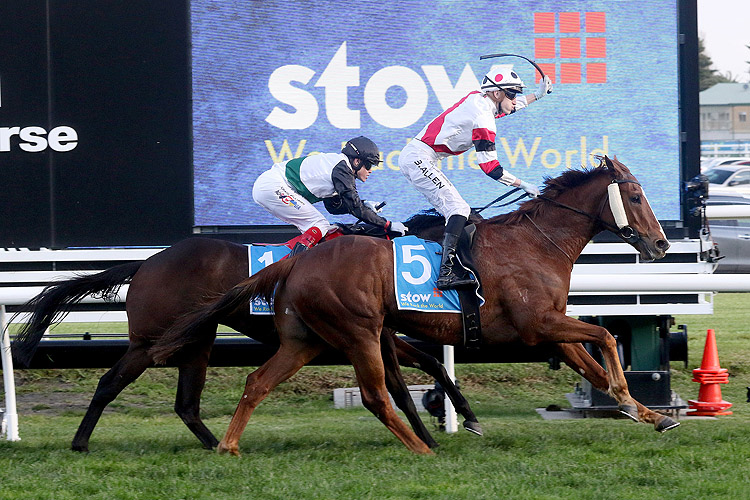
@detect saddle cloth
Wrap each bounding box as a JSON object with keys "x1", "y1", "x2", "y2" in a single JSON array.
[
  {"x1": 393, "y1": 235, "x2": 484, "y2": 313},
  {"x1": 247, "y1": 244, "x2": 290, "y2": 314},
  {"x1": 247, "y1": 236, "x2": 484, "y2": 315}
]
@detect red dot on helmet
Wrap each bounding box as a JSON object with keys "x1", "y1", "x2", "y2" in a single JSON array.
[{"x1": 495, "y1": 74, "x2": 503, "y2": 82}]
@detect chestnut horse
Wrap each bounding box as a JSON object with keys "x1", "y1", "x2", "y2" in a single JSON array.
[
  {"x1": 154, "y1": 156, "x2": 678, "y2": 455},
  {"x1": 11, "y1": 218, "x2": 482, "y2": 452}
]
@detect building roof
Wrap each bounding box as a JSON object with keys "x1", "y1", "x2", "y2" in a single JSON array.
[{"x1": 700, "y1": 83, "x2": 750, "y2": 106}]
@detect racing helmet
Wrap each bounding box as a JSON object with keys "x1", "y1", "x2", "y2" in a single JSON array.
[
  {"x1": 342, "y1": 136, "x2": 382, "y2": 170},
  {"x1": 480, "y1": 65, "x2": 525, "y2": 93}
]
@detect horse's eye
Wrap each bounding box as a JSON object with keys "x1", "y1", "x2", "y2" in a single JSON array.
[{"x1": 630, "y1": 195, "x2": 641, "y2": 204}]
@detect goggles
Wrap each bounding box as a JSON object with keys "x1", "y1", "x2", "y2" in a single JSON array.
[{"x1": 503, "y1": 88, "x2": 520, "y2": 100}]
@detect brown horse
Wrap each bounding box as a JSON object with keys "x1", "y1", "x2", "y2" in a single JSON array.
[
  {"x1": 154, "y1": 156, "x2": 677, "y2": 455},
  {"x1": 10, "y1": 217, "x2": 481, "y2": 452}
]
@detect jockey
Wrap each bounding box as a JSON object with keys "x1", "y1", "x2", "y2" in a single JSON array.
[
  {"x1": 398, "y1": 65, "x2": 552, "y2": 290},
  {"x1": 252, "y1": 136, "x2": 408, "y2": 256}
]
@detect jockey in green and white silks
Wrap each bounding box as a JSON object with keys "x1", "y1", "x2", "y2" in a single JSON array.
[{"x1": 252, "y1": 136, "x2": 408, "y2": 255}]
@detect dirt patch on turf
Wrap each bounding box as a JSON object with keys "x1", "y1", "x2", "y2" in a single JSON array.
[{"x1": 13, "y1": 390, "x2": 92, "y2": 415}]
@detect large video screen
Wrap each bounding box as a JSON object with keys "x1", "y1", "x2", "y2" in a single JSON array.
[{"x1": 191, "y1": 1, "x2": 681, "y2": 227}]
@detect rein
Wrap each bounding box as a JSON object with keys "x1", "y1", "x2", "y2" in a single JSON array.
[
  {"x1": 475, "y1": 187, "x2": 528, "y2": 213},
  {"x1": 523, "y1": 213, "x2": 575, "y2": 268}
]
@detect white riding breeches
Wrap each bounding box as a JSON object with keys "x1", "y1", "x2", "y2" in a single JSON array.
[
  {"x1": 398, "y1": 139, "x2": 471, "y2": 220},
  {"x1": 252, "y1": 165, "x2": 334, "y2": 234}
]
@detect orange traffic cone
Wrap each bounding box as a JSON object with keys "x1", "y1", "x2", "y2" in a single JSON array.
[{"x1": 687, "y1": 329, "x2": 732, "y2": 416}]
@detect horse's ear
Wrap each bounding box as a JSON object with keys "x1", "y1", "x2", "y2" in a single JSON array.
[
  {"x1": 603, "y1": 155, "x2": 614, "y2": 169},
  {"x1": 603, "y1": 155, "x2": 629, "y2": 177}
]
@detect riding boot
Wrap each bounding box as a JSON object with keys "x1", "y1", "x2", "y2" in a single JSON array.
[
  {"x1": 285, "y1": 227, "x2": 323, "y2": 257},
  {"x1": 436, "y1": 215, "x2": 477, "y2": 290}
]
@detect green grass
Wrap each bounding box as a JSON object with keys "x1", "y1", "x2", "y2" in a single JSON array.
[{"x1": 2, "y1": 294, "x2": 750, "y2": 500}]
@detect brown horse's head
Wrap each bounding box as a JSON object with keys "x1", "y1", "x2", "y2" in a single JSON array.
[{"x1": 600, "y1": 155, "x2": 670, "y2": 261}]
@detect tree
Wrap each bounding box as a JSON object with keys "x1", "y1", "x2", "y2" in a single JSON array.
[{"x1": 699, "y1": 37, "x2": 734, "y2": 91}]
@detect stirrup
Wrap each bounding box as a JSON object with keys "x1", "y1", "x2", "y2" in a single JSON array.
[
  {"x1": 436, "y1": 269, "x2": 477, "y2": 290},
  {"x1": 288, "y1": 242, "x2": 309, "y2": 257}
]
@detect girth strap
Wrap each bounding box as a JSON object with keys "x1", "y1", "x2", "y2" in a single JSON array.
[
  {"x1": 457, "y1": 287, "x2": 482, "y2": 349},
  {"x1": 456, "y1": 223, "x2": 483, "y2": 348}
]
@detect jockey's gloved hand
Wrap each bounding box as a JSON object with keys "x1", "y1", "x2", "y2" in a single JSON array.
[
  {"x1": 518, "y1": 180, "x2": 540, "y2": 198},
  {"x1": 534, "y1": 75, "x2": 553, "y2": 100},
  {"x1": 387, "y1": 221, "x2": 408, "y2": 236},
  {"x1": 364, "y1": 200, "x2": 385, "y2": 213}
]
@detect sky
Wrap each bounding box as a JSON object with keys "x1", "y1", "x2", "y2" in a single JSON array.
[{"x1": 698, "y1": 0, "x2": 750, "y2": 82}]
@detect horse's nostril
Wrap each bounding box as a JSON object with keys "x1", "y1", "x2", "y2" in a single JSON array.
[{"x1": 656, "y1": 239, "x2": 670, "y2": 251}]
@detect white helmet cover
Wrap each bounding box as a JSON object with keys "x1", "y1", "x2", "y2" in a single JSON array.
[{"x1": 480, "y1": 64, "x2": 526, "y2": 92}]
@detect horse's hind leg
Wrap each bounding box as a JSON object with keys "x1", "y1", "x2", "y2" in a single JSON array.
[
  {"x1": 71, "y1": 342, "x2": 153, "y2": 452},
  {"x1": 217, "y1": 333, "x2": 326, "y2": 456},
  {"x1": 380, "y1": 332, "x2": 439, "y2": 449},
  {"x1": 392, "y1": 334, "x2": 482, "y2": 436},
  {"x1": 345, "y1": 338, "x2": 433, "y2": 455},
  {"x1": 175, "y1": 340, "x2": 220, "y2": 450},
  {"x1": 555, "y1": 343, "x2": 679, "y2": 432},
  {"x1": 297, "y1": 297, "x2": 432, "y2": 453}
]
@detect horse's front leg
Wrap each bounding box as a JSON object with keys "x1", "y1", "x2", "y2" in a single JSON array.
[
  {"x1": 381, "y1": 332, "x2": 440, "y2": 448},
  {"x1": 391, "y1": 334, "x2": 482, "y2": 436},
  {"x1": 533, "y1": 313, "x2": 640, "y2": 421},
  {"x1": 555, "y1": 343, "x2": 679, "y2": 432}
]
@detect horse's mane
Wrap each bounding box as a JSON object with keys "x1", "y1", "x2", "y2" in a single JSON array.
[
  {"x1": 488, "y1": 158, "x2": 611, "y2": 225},
  {"x1": 404, "y1": 209, "x2": 485, "y2": 233}
]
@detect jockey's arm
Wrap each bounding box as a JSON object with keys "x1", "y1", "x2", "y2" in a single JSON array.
[
  {"x1": 472, "y1": 130, "x2": 518, "y2": 186},
  {"x1": 472, "y1": 131, "x2": 538, "y2": 196},
  {"x1": 518, "y1": 75, "x2": 553, "y2": 108},
  {"x1": 330, "y1": 162, "x2": 389, "y2": 228},
  {"x1": 323, "y1": 195, "x2": 348, "y2": 215}
]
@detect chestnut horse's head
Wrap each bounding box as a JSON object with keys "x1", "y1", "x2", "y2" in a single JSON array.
[{"x1": 600, "y1": 155, "x2": 670, "y2": 261}]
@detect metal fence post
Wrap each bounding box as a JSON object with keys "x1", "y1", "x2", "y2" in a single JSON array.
[
  {"x1": 1, "y1": 304, "x2": 20, "y2": 441},
  {"x1": 443, "y1": 345, "x2": 458, "y2": 433}
]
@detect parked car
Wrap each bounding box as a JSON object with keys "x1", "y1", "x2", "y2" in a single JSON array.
[
  {"x1": 706, "y1": 194, "x2": 750, "y2": 273},
  {"x1": 706, "y1": 164, "x2": 750, "y2": 197},
  {"x1": 701, "y1": 156, "x2": 750, "y2": 172}
]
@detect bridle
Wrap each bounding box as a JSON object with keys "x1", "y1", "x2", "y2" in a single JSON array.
[
  {"x1": 537, "y1": 178, "x2": 644, "y2": 245},
  {"x1": 477, "y1": 177, "x2": 645, "y2": 246}
]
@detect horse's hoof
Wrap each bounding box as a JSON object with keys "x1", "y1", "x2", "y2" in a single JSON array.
[
  {"x1": 71, "y1": 442, "x2": 89, "y2": 453},
  {"x1": 618, "y1": 404, "x2": 639, "y2": 422},
  {"x1": 217, "y1": 442, "x2": 240, "y2": 457},
  {"x1": 463, "y1": 420, "x2": 483, "y2": 436},
  {"x1": 655, "y1": 416, "x2": 680, "y2": 433}
]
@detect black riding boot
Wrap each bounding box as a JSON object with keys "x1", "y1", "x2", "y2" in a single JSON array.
[
  {"x1": 436, "y1": 215, "x2": 477, "y2": 290},
  {"x1": 287, "y1": 243, "x2": 305, "y2": 257}
]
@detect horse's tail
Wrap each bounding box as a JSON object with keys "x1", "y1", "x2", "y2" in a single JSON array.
[
  {"x1": 10, "y1": 261, "x2": 143, "y2": 367},
  {"x1": 150, "y1": 255, "x2": 298, "y2": 365}
]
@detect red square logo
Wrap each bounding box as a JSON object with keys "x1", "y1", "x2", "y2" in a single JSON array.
[
  {"x1": 586, "y1": 38, "x2": 606, "y2": 58},
  {"x1": 535, "y1": 38, "x2": 556, "y2": 58},
  {"x1": 561, "y1": 63, "x2": 581, "y2": 83},
  {"x1": 559, "y1": 12, "x2": 580, "y2": 33},
  {"x1": 586, "y1": 12, "x2": 606, "y2": 33},
  {"x1": 586, "y1": 63, "x2": 607, "y2": 83},
  {"x1": 560, "y1": 38, "x2": 581, "y2": 58},
  {"x1": 534, "y1": 12, "x2": 555, "y2": 33},
  {"x1": 536, "y1": 63, "x2": 556, "y2": 83}
]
